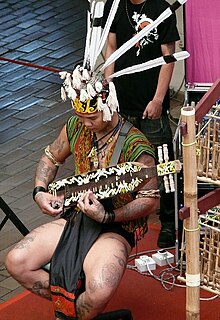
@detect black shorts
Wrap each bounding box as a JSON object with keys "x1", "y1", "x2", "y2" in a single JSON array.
[
  {"x1": 101, "y1": 222, "x2": 135, "y2": 248},
  {"x1": 61, "y1": 208, "x2": 135, "y2": 248}
]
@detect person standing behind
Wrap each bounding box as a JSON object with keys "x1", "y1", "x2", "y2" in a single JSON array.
[{"x1": 103, "y1": 0, "x2": 180, "y2": 248}]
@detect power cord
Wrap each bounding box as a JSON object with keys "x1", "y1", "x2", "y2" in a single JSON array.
[
  {"x1": 126, "y1": 262, "x2": 183, "y2": 291},
  {"x1": 127, "y1": 256, "x2": 219, "y2": 301},
  {"x1": 128, "y1": 246, "x2": 219, "y2": 300}
]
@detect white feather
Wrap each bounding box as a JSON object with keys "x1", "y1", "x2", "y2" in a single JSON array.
[
  {"x1": 80, "y1": 89, "x2": 89, "y2": 102},
  {"x1": 95, "y1": 81, "x2": 103, "y2": 92},
  {"x1": 83, "y1": 11, "x2": 92, "y2": 68},
  {"x1": 64, "y1": 73, "x2": 72, "y2": 86},
  {"x1": 174, "y1": 51, "x2": 190, "y2": 60},
  {"x1": 87, "y1": 83, "x2": 96, "y2": 97},
  {"x1": 61, "y1": 87, "x2": 67, "y2": 101},
  {"x1": 82, "y1": 68, "x2": 91, "y2": 81},
  {"x1": 59, "y1": 71, "x2": 67, "y2": 79},
  {"x1": 109, "y1": 51, "x2": 190, "y2": 78},
  {"x1": 72, "y1": 67, "x2": 82, "y2": 90},
  {"x1": 67, "y1": 87, "x2": 77, "y2": 100},
  {"x1": 72, "y1": 77, "x2": 81, "y2": 91},
  {"x1": 97, "y1": 97, "x2": 111, "y2": 121},
  {"x1": 97, "y1": 96, "x2": 104, "y2": 111},
  {"x1": 96, "y1": 0, "x2": 120, "y2": 60},
  {"x1": 102, "y1": 104, "x2": 112, "y2": 122},
  {"x1": 72, "y1": 65, "x2": 82, "y2": 79},
  {"x1": 89, "y1": 1, "x2": 104, "y2": 71},
  {"x1": 106, "y1": 82, "x2": 119, "y2": 113},
  {"x1": 101, "y1": 8, "x2": 173, "y2": 71}
]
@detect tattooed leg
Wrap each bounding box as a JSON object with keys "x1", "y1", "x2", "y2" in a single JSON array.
[
  {"x1": 31, "y1": 279, "x2": 51, "y2": 300},
  {"x1": 76, "y1": 233, "x2": 130, "y2": 320},
  {"x1": 5, "y1": 220, "x2": 65, "y2": 300}
]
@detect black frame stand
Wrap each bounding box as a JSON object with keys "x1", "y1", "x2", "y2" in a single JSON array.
[{"x1": 0, "y1": 196, "x2": 29, "y2": 236}]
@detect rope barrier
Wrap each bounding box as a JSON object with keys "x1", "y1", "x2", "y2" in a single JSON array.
[{"x1": 0, "y1": 56, "x2": 61, "y2": 73}]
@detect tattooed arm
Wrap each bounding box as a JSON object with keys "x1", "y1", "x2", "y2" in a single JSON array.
[
  {"x1": 34, "y1": 125, "x2": 71, "y2": 216},
  {"x1": 112, "y1": 152, "x2": 160, "y2": 222}
]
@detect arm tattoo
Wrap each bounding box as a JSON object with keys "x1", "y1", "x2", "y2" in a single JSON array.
[
  {"x1": 122, "y1": 201, "x2": 146, "y2": 220},
  {"x1": 51, "y1": 137, "x2": 66, "y2": 155},
  {"x1": 36, "y1": 158, "x2": 57, "y2": 184}
]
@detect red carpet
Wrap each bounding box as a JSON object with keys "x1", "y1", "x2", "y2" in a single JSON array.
[{"x1": 1, "y1": 226, "x2": 220, "y2": 320}]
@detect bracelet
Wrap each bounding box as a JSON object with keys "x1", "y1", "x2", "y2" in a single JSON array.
[
  {"x1": 33, "y1": 186, "x2": 47, "y2": 201},
  {"x1": 102, "y1": 210, "x2": 115, "y2": 224},
  {"x1": 44, "y1": 145, "x2": 64, "y2": 167},
  {"x1": 136, "y1": 189, "x2": 161, "y2": 198}
]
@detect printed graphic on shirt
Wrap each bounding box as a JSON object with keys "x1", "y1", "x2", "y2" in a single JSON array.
[{"x1": 132, "y1": 13, "x2": 158, "y2": 56}]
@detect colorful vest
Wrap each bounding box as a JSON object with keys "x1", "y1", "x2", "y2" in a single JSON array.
[{"x1": 66, "y1": 115, "x2": 155, "y2": 239}]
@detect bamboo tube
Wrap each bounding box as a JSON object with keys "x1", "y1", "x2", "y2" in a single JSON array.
[
  {"x1": 212, "y1": 143, "x2": 218, "y2": 180},
  {"x1": 197, "y1": 134, "x2": 204, "y2": 176},
  {"x1": 181, "y1": 106, "x2": 200, "y2": 319},
  {"x1": 206, "y1": 122, "x2": 211, "y2": 178},
  {"x1": 203, "y1": 133, "x2": 208, "y2": 176}
]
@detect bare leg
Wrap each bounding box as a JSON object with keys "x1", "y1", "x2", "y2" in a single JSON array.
[
  {"x1": 5, "y1": 219, "x2": 66, "y2": 299},
  {"x1": 76, "y1": 232, "x2": 131, "y2": 320}
]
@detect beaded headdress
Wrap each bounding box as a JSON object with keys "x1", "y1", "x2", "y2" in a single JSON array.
[{"x1": 60, "y1": 0, "x2": 189, "y2": 121}]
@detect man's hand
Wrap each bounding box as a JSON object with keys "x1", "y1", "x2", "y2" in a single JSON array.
[
  {"x1": 77, "y1": 190, "x2": 105, "y2": 223},
  {"x1": 142, "y1": 99, "x2": 163, "y2": 119},
  {"x1": 35, "y1": 192, "x2": 64, "y2": 217}
]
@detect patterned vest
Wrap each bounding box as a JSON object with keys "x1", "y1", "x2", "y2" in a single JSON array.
[{"x1": 66, "y1": 115, "x2": 155, "y2": 239}]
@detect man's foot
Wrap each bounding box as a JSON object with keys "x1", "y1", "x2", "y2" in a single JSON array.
[{"x1": 157, "y1": 222, "x2": 175, "y2": 248}]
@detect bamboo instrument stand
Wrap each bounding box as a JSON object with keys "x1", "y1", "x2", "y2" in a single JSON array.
[
  {"x1": 180, "y1": 106, "x2": 200, "y2": 319},
  {"x1": 178, "y1": 79, "x2": 220, "y2": 319}
]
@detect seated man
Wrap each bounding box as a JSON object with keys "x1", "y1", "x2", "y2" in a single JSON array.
[{"x1": 5, "y1": 67, "x2": 159, "y2": 320}]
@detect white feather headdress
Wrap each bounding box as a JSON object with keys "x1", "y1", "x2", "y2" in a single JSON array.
[{"x1": 60, "y1": 0, "x2": 189, "y2": 121}]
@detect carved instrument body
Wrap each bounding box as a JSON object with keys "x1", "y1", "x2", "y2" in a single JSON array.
[{"x1": 48, "y1": 160, "x2": 182, "y2": 207}]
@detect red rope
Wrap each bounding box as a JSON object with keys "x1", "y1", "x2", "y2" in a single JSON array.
[{"x1": 0, "y1": 56, "x2": 62, "y2": 73}]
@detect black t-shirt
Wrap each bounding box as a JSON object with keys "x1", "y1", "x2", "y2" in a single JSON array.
[{"x1": 103, "y1": 0, "x2": 180, "y2": 116}]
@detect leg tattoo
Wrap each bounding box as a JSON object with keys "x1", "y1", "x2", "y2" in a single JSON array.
[{"x1": 31, "y1": 280, "x2": 51, "y2": 300}]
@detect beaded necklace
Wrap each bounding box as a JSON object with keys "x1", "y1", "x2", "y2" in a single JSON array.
[{"x1": 88, "y1": 116, "x2": 122, "y2": 169}]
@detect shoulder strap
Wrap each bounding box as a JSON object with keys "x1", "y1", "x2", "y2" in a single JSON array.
[{"x1": 110, "y1": 120, "x2": 133, "y2": 166}]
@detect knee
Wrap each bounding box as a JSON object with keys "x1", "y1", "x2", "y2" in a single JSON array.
[
  {"x1": 86, "y1": 283, "x2": 116, "y2": 309},
  {"x1": 5, "y1": 248, "x2": 27, "y2": 276}
]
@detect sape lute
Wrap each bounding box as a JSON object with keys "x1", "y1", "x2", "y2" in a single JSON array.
[{"x1": 48, "y1": 158, "x2": 182, "y2": 208}]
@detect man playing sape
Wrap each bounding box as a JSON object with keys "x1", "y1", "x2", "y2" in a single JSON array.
[{"x1": 5, "y1": 66, "x2": 159, "y2": 319}]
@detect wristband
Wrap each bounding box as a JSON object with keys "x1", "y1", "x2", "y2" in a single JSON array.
[
  {"x1": 102, "y1": 210, "x2": 115, "y2": 224},
  {"x1": 33, "y1": 186, "x2": 47, "y2": 201}
]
